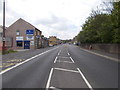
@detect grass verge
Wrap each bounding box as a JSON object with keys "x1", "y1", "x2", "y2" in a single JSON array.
[{"x1": 3, "y1": 49, "x2": 17, "y2": 55}]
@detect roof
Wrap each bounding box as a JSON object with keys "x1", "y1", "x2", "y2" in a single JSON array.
[
  {"x1": 19, "y1": 18, "x2": 40, "y2": 31},
  {"x1": 7, "y1": 18, "x2": 41, "y2": 32}
]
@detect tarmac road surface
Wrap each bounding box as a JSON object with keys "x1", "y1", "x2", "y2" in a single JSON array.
[{"x1": 1, "y1": 44, "x2": 119, "y2": 90}]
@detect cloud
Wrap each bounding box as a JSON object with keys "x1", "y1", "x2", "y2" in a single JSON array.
[
  {"x1": 0, "y1": 0, "x2": 2, "y2": 13},
  {"x1": 35, "y1": 14, "x2": 77, "y2": 31},
  {"x1": 34, "y1": 14, "x2": 79, "y2": 39},
  {"x1": 0, "y1": 0, "x2": 102, "y2": 39}
]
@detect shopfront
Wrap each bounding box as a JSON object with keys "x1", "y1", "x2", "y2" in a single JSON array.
[{"x1": 24, "y1": 41, "x2": 30, "y2": 49}]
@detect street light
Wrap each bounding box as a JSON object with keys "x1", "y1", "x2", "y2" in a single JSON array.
[{"x1": 2, "y1": 0, "x2": 6, "y2": 54}]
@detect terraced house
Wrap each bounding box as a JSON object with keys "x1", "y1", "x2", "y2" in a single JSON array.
[{"x1": 5, "y1": 18, "x2": 42, "y2": 50}]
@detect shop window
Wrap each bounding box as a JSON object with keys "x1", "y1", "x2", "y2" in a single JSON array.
[{"x1": 16, "y1": 41, "x2": 22, "y2": 47}]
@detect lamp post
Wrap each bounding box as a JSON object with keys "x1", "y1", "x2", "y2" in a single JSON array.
[{"x1": 2, "y1": 0, "x2": 6, "y2": 54}]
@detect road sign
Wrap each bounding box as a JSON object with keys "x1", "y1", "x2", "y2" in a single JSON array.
[{"x1": 3, "y1": 37, "x2": 5, "y2": 41}]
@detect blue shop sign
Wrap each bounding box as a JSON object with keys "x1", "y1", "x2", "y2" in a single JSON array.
[{"x1": 26, "y1": 30, "x2": 34, "y2": 35}]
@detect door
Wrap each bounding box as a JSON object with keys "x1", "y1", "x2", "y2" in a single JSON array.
[{"x1": 24, "y1": 41, "x2": 30, "y2": 49}]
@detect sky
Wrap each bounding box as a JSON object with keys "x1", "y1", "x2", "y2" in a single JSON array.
[{"x1": 0, "y1": 0, "x2": 102, "y2": 40}]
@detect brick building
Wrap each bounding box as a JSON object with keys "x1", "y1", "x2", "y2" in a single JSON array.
[{"x1": 5, "y1": 18, "x2": 42, "y2": 50}]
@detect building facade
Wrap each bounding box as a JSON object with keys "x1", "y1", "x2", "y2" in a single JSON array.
[
  {"x1": 49, "y1": 36, "x2": 58, "y2": 46},
  {"x1": 41, "y1": 37, "x2": 49, "y2": 48},
  {"x1": 5, "y1": 18, "x2": 42, "y2": 50}
]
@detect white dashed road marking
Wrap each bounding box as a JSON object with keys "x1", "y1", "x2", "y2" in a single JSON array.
[
  {"x1": 58, "y1": 50, "x2": 61, "y2": 55},
  {"x1": 54, "y1": 57, "x2": 58, "y2": 63},
  {"x1": 69, "y1": 57, "x2": 75, "y2": 63},
  {"x1": 56, "y1": 60, "x2": 73, "y2": 63},
  {"x1": 54, "y1": 68, "x2": 79, "y2": 73},
  {"x1": 58, "y1": 56, "x2": 69, "y2": 58},
  {"x1": 67, "y1": 52, "x2": 70, "y2": 56},
  {"x1": 47, "y1": 47, "x2": 93, "y2": 89}
]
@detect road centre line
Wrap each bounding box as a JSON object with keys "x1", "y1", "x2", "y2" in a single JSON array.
[
  {"x1": 58, "y1": 50, "x2": 61, "y2": 55},
  {"x1": 80, "y1": 48, "x2": 119, "y2": 62},
  {"x1": 77, "y1": 68, "x2": 93, "y2": 90},
  {"x1": 67, "y1": 52, "x2": 70, "y2": 56},
  {"x1": 46, "y1": 68, "x2": 54, "y2": 89},
  {"x1": 54, "y1": 57, "x2": 58, "y2": 63},
  {"x1": 67, "y1": 50, "x2": 70, "y2": 56},
  {"x1": 54, "y1": 68, "x2": 79, "y2": 73},
  {"x1": 0, "y1": 47, "x2": 59, "y2": 75},
  {"x1": 69, "y1": 57, "x2": 75, "y2": 63}
]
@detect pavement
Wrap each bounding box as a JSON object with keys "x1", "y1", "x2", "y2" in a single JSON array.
[
  {"x1": 1, "y1": 46, "x2": 55, "y2": 70},
  {"x1": 1, "y1": 44, "x2": 119, "y2": 90},
  {"x1": 82, "y1": 47, "x2": 119, "y2": 60},
  {"x1": 79, "y1": 47, "x2": 119, "y2": 62}
]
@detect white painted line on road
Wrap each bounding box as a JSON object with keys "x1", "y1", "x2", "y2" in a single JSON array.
[
  {"x1": 54, "y1": 57, "x2": 58, "y2": 63},
  {"x1": 58, "y1": 56, "x2": 70, "y2": 58},
  {"x1": 49, "y1": 86, "x2": 61, "y2": 90},
  {"x1": 58, "y1": 50, "x2": 61, "y2": 55},
  {"x1": 69, "y1": 57, "x2": 75, "y2": 63},
  {"x1": 70, "y1": 56, "x2": 93, "y2": 90},
  {"x1": 57, "y1": 60, "x2": 74, "y2": 63},
  {"x1": 80, "y1": 48, "x2": 119, "y2": 62},
  {"x1": 0, "y1": 47, "x2": 59, "y2": 75},
  {"x1": 54, "y1": 68, "x2": 79, "y2": 73},
  {"x1": 46, "y1": 68, "x2": 54, "y2": 89},
  {"x1": 77, "y1": 68, "x2": 93, "y2": 90},
  {"x1": 67, "y1": 53, "x2": 70, "y2": 56},
  {"x1": 67, "y1": 50, "x2": 70, "y2": 56}
]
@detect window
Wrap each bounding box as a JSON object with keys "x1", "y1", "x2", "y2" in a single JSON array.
[
  {"x1": 16, "y1": 41, "x2": 22, "y2": 47},
  {"x1": 16, "y1": 30, "x2": 20, "y2": 35}
]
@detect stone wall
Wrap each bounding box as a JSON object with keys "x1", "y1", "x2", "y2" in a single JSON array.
[{"x1": 80, "y1": 44, "x2": 120, "y2": 54}]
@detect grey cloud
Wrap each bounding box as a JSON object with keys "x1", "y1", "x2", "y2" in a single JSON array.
[
  {"x1": 34, "y1": 14, "x2": 77, "y2": 31},
  {"x1": 50, "y1": 21, "x2": 77, "y2": 31},
  {"x1": 35, "y1": 15, "x2": 60, "y2": 25}
]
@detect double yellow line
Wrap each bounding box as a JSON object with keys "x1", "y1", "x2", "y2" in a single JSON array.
[{"x1": 0, "y1": 59, "x2": 25, "y2": 70}]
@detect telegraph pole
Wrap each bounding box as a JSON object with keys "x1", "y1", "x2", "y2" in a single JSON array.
[{"x1": 2, "y1": 0, "x2": 6, "y2": 54}]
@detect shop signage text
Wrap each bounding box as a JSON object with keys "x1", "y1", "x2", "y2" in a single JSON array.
[
  {"x1": 26, "y1": 30, "x2": 34, "y2": 35},
  {"x1": 16, "y1": 36, "x2": 23, "y2": 40}
]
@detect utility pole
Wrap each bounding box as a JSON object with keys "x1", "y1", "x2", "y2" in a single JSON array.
[{"x1": 2, "y1": 0, "x2": 6, "y2": 54}]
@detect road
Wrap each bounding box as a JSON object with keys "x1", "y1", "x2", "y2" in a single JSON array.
[{"x1": 1, "y1": 44, "x2": 119, "y2": 90}]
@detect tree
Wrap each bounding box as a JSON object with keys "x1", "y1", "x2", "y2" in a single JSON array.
[{"x1": 77, "y1": 1, "x2": 120, "y2": 44}]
